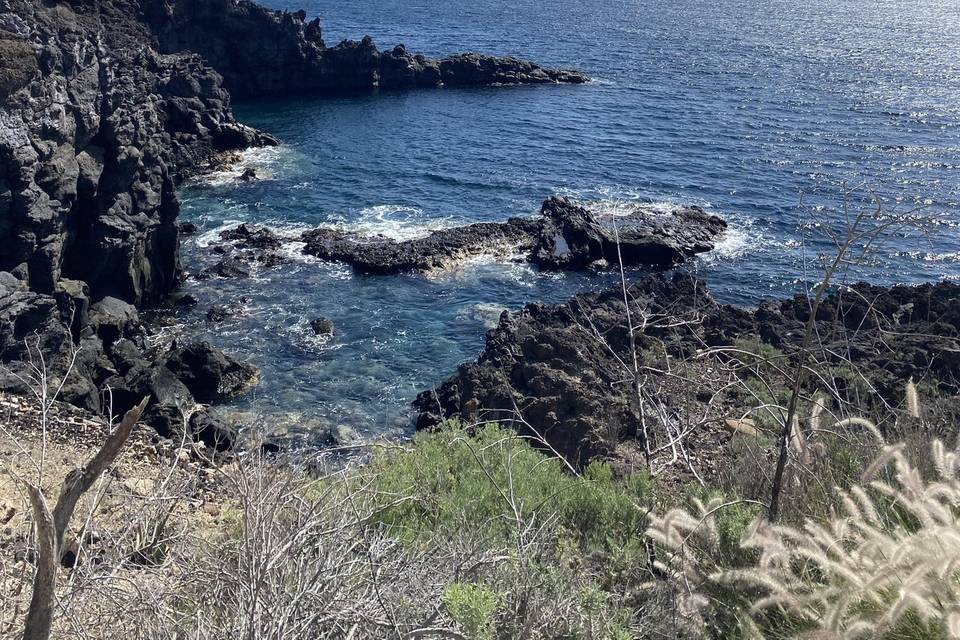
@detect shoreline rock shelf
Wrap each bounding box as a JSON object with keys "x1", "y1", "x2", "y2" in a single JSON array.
[{"x1": 413, "y1": 275, "x2": 960, "y2": 470}]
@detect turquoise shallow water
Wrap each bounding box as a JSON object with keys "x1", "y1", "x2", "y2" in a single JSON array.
[{"x1": 174, "y1": 0, "x2": 960, "y2": 438}]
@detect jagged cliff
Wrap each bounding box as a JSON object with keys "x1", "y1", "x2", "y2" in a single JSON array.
[{"x1": 0, "y1": 0, "x2": 271, "y2": 305}]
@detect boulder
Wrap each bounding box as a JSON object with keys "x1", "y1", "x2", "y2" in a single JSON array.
[
  {"x1": 200, "y1": 258, "x2": 251, "y2": 279},
  {"x1": 189, "y1": 410, "x2": 238, "y2": 451},
  {"x1": 0, "y1": 272, "x2": 70, "y2": 362},
  {"x1": 54, "y1": 279, "x2": 91, "y2": 338},
  {"x1": 220, "y1": 224, "x2": 283, "y2": 251},
  {"x1": 178, "y1": 221, "x2": 200, "y2": 236},
  {"x1": 163, "y1": 342, "x2": 258, "y2": 404},
  {"x1": 88, "y1": 297, "x2": 140, "y2": 344},
  {"x1": 104, "y1": 363, "x2": 194, "y2": 436}
]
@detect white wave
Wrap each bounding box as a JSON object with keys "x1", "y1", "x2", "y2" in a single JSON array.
[
  {"x1": 555, "y1": 185, "x2": 713, "y2": 208},
  {"x1": 326, "y1": 204, "x2": 461, "y2": 241},
  {"x1": 705, "y1": 225, "x2": 754, "y2": 262},
  {"x1": 553, "y1": 186, "x2": 716, "y2": 220},
  {"x1": 195, "y1": 220, "x2": 245, "y2": 248},
  {"x1": 899, "y1": 250, "x2": 960, "y2": 264},
  {"x1": 456, "y1": 303, "x2": 510, "y2": 328},
  {"x1": 192, "y1": 145, "x2": 290, "y2": 187}
]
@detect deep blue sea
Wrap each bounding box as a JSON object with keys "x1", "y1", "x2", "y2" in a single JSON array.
[{"x1": 174, "y1": 0, "x2": 960, "y2": 439}]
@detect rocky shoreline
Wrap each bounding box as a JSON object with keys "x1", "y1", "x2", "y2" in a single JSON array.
[
  {"x1": 414, "y1": 275, "x2": 960, "y2": 470},
  {"x1": 0, "y1": 0, "x2": 590, "y2": 444},
  {"x1": 3, "y1": 0, "x2": 957, "y2": 473},
  {"x1": 144, "y1": 0, "x2": 588, "y2": 97}
]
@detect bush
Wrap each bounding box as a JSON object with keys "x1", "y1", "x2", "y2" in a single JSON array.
[
  {"x1": 443, "y1": 582, "x2": 500, "y2": 640},
  {"x1": 367, "y1": 422, "x2": 651, "y2": 556}
]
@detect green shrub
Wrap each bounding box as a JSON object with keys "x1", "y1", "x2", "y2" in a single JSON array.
[
  {"x1": 442, "y1": 582, "x2": 500, "y2": 640},
  {"x1": 366, "y1": 422, "x2": 650, "y2": 556}
]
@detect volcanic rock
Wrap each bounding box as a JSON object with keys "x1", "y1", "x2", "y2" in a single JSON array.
[
  {"x1": 200, "y1": 258, "x2": 251, "y2": 280},
  {"x1": 144, "y1": 0, "x2": 588, "y2": 98},
  {"x1": 189, "y1": 410, "x2": 238, "y2": 451},
  {"x1": 220, "y1": 224, "x2": 283, "y2": 251},
  {"x1": 298, "y1": 197, "x2": 726, "y2": 274},
  {"x1": 300, "y1": 218, "x2": 541, "y2": 274},
  {"x1": 163, "y1": 342, "x2": 258, "y2": 404},
  {"x1": 414, "y1": 275, "x2": 960, "y2": 468},
  {"x1": 310, "y1": 317, "x2": 335, "y2": 336},
  {"x1": 531, "y1": 197, "x2": 727, "y2": 269}
]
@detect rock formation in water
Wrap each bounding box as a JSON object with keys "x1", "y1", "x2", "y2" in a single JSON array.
[
  {"x1": 295, "y1": 197, "x2": 726, "y2": 274},
  {"x1": 299, "y1": 219, "x2": 542, "y2": 274},
  {"x1": 0, "y1": 0, "x2": 590, "y2": 443},
  {"x1": 142, "y1": 0, "x2": 588, "y2": 98},
  {"x1": 414, "y1": 276, "x2": 960, "y2": 469},
  {"x1": 531, "y1": 196, "x2": 727, "y2": 269}
]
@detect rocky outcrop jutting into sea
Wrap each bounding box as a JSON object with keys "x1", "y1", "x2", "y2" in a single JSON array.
[
  {"x1": 295, "y1": 197, "x2": 727, "y2": 274},
  {"x1": 143, "y1": 0, "x2": 588, "y2": 97},
  {"x1": 0, "y1": 0, "x2": 272, "y2": 306},
  {"x1": 413, "y1": 275, "x2": 960, "y2": 470}
]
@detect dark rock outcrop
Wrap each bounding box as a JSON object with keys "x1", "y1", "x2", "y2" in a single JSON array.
[
  {"x1": 299, "y1": 197, "x2": 727, "y2": 274},
  {"x1": 1, "y1": 0, "x2": 273, "y2": 306},
  {"x1": 189, "y1": 409, "x2": 238, "y2": 451},
  {"x1": 0, "y1": 0, "x2": 277, "y2": 442},
  {"x1": 163, "y1": 341, "x2": 258, "y2": 404},
  {"x1": 414, "y1": 275, "x2": 960, "y2": 468},
  {"x1": 531, "y1": 197, "x2": 728, "y2": 269},
  {"x1": 310, "y1": 317, "x2": 335, "y2": 336},
  {"x1": 143, "y1": 0, "x2": 587, "y2": 98},
  {"x1": 300, "y1": 218, "x2": 541, "y2": 274},
  {"x1": 439, "y1": 53, "x2": 587, "y2": 87},
  {"x1": 220, "y1": 223, "x2": 283, "y2": 251}
]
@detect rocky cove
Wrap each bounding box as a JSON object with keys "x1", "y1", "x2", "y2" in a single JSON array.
[
  {"x1": 1, "y1": 0, "x2": 959, "y2": 473},
  {"x1": 5, "y1": 2, "x2": 960, "y2": 638},
  {"x1": 0, "y1": 0, "x2": 593, "y2": 449}
]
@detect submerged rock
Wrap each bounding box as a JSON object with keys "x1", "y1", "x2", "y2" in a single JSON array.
[
  {"x1": 220, "y1": 224, "x2": 283, "y2": 251},
  {"x1": 199, "y1": 258, "x2": 251, "y2": 280},
  {"x1": 206, "y1": 306, "x2": 230, "y2": 323},
  {"x1": 310, "y1": 317, "x2": 336, "y2": 336}
]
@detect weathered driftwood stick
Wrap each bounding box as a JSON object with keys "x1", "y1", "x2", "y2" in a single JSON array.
[{"x1": 21, "y1": 397, "x2": 149, "y2": 640}]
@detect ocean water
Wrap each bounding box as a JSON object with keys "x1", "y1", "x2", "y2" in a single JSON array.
[{"x1": 174, "y1": 0, "x2": 960, "y2": 438}]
